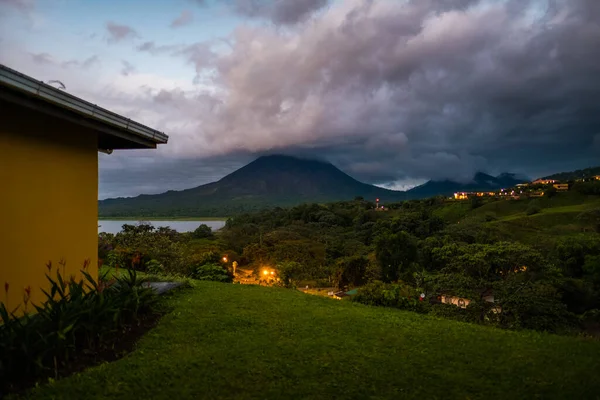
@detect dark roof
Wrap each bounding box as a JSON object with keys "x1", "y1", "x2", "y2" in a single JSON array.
[{"x1": 0, "y1": 64, "x2": 168, "y2": 150}]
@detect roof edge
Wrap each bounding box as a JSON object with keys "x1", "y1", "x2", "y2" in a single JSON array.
[{"x1": 0, "y1": 64, "x2": 168, "y2": 146}]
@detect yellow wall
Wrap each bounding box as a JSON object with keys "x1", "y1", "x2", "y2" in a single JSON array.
[{"x1": 0, "y1": 102, "x2": 98, "y2": 313}]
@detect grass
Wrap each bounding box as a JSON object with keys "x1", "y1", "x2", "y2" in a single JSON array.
[
  {"x1": 98, "y1": 216, "x2": 228, "y2": 221},
  {"x1": 15, "y1": 282, "x2": 600, "y2": 400}
]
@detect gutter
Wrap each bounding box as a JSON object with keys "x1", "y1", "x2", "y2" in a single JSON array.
[{"x1": 0, "y1": 64, "x2": 168, "y2": 144}]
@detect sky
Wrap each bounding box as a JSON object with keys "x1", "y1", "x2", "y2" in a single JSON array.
[{"x1": 1, "y1": 0, "x2": 599, "y2": 198}]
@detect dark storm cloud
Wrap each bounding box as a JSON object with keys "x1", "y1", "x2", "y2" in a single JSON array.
[{"x1": 100, "y1": 0, "x2": 600, "y2": 197}]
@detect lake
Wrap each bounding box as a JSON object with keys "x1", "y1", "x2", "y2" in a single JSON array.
[{"x1": 98, "y1": 220, "x2": 226, "y2": 235}]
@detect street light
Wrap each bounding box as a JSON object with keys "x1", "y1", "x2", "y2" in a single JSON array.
[{"x1": 222, "y1": 256, "x2": 228, "y2": 263}]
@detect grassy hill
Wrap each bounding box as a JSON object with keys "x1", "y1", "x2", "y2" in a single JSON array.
[
  {"x1": 18, "y1": 282, "x2": 600, "y2": 400},
  {"x1": 543, "y1": 166, "x2": 600, "y2": 181}
]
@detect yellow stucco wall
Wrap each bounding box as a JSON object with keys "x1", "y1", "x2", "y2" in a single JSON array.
[{"x1": 0, "y1": 102, "x2": 98, "y2": 313}]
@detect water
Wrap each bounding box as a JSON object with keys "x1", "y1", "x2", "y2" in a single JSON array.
[{"x1": 98, "y1": 220, "x2": 226, "y2": 235}]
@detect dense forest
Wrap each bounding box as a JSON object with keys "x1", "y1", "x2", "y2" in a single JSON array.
[{"x1": 99, "y1": 182, "x2": 600, "y2": 335}]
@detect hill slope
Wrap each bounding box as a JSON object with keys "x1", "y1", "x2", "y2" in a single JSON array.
[
  {"x1": 22, "y1": 281, "x2": 600, "y2": 400},
  {"x1": 406, "y1": 172, "x2": 526, "y2": 198},
  {"x1": 542, "y1": 166, "x2": 600, "y2": 181}
]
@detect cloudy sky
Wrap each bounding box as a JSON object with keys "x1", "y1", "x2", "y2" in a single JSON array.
[{"x1": 1, "y1": 0, "x2": 599, "y2": 198}]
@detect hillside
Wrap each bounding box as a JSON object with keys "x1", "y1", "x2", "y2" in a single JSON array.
[
  {"x1": 99, "y1": 155, "x2": 525, "y2": 217},
  {"x1": 406, "y1": 172, "x2": 526, "y2": 198},
  {"x1": 21, "y1": 281, "x2": 600, "y2": 399},
  {"x1": 543, "y1": 166, "x2": 600, "y2": 181}
]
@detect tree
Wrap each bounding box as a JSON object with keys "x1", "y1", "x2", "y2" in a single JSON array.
[
  {"x1": 193, "y1": 224, "x2": 213, "y2": 239},
  {"x1": 545, "y1": 186, "x2": 557, "y2": 198},
  {"x1": 335, "y1": 256, "x2": 369, "y2": 288},
  {"x1": 374, "y1": 231, "x2": 418, "y2": 282}
]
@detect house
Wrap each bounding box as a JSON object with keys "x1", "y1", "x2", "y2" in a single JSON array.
[
  {"x1": 594, "y1": 175, "x2": 600, "y2": 181},
  {"x1": 0, "y1": 64, "x2": 168, "y2": 312},
  {"x1": 439, "y1": 289, "x2": 501, "y2": 313},
  {"x1": 553, "y1": 183, "x2": 569, "y2": 191},
  {"x1": 532, "y1": 179, "x2": 557, "y2": 185},
  {"x1": 454, "y1": 192, "x2": 469, "y2": 200}
]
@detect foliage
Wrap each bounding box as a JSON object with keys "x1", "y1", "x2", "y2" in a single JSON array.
[
  {"x1": 352, "y1": 281, "x2": 429, "y2": 313},
  {"x1": 374, "y1": 231, "x2": 418, "y2": 282},
  {"x1": 0, "y1": 264, "x2": 157, "y2": 392},
  {"x1": 98, "y1": 191, "x2": 600, "y2": 335},
  {"x1": 145, "y1": 259, "x2": 164, "y2": 275},
  {"x1": 526, "y1": 200, "x2": 542, "y2": 215},
  {"x1": 335, "y1": 255, "x2": 368, "y2": 289},
  {"x1": 192, "y1": 224, "x2": 213, "y2": 239},
  {"x1": 191, "y1": 263, "x2": 232, "y2": 283}
]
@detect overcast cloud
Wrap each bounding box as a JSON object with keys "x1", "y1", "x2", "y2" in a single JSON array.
[{"x1": 1, "y1": 0, "x2": 599, "y2": 198}]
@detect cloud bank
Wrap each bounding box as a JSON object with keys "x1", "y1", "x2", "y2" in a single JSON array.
[{"x1": 3, "y1": 0, "x2": 600, "y2": 197}]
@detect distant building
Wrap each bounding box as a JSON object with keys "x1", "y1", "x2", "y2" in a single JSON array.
[
  {"x1": 529, "y1": 191, "x2": 545, "y2": 197},
  {"x1": 594, "y1": 175, "x2": 600, "y2": 181},
  {"x1": 553, "y1": 183, "x2": 569, "y2": 191},
  {"x1": 533, "y1": 179, "x2": 557, "y2": 185},
  {"x1": 454, "y1": 191, "x2": 495, "y2": 200},
  {"x1": 516, "y1": 183, "x2": 529, "y2": 187}
]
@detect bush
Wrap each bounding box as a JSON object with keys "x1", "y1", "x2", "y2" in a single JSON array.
[
  {"x1": 526, "y1": 200, "x2": 542, "y2": 216},
  {"x1": 191, "y1": 263, "x2": 232, "y2": 282},
  {"x1": 352, "y1": 281, "x2": 429, "y2": 313},
  {"x1": 0, "y1": 264, "x2": 157, "y2": 392},
  {"x1": 146, "y1": 259, "x2": 165, "y2": 275}
]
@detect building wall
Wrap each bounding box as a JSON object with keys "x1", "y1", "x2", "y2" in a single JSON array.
[{"x1": 0, "y1": 102, "x2": 98, "y2": 313}]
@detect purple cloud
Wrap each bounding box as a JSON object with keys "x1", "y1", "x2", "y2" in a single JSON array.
[
  {"x1": 233, "y1": 0, "x2": 329, "y2": 24},
  {"x1": 170, "y1": 9, "x2": 193, "y2": 28},
  {"x1": 105, "y1": 22, "x2": 138, "y2": 43}
]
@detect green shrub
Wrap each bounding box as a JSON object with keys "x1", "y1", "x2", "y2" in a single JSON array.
[
  {"x1": 0, "y1": 264, "x2": 157, "y2": 392},
  {"x1": 526, "y1": 200, "x2": 542, "y2": 216},
  {"x1": 146, "y1": 259, "x2": 165, "y2": 275},
  {"x1": 352, "y1": 281, "x2": 429, "y2": 313},
  {"x1": 192, "y1": 263, "x2": 232, "y2": 282}
]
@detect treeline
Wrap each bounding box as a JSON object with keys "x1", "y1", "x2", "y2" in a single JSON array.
[
  {"x1": 98, "y1": 194, "x2": 600, "y2": 335},
  {"x1": 220, "y1": 197, "x2": 600, "y2": 334}
]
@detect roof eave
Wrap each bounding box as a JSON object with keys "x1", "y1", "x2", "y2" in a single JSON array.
[{"x1": 0, "y1": 64, "x2": 169, "y2": 149}]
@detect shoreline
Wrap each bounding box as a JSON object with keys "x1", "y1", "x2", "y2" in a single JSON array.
[{"x1": 98, "y1": 217, "x2": 228, "y2": 221}]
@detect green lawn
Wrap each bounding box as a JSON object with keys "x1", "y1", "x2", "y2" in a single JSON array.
[{"x1": 16, "y1": 283, "x2": 600, "y2": 400}]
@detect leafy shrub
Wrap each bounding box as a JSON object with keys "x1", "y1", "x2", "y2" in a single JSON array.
[
  {"x1": 192, "y1": 263, "x2": 232, "y2": 282},
  {"x1": 0, "y1": 264, "x2": 157, "y2": 392},
  {"x1": 352, "y1": 281, "x2": 429, "y2": 313},
  {"x1": 526, "y1": 200, "x2": 542, "y2": 216},
  {"x1": 146, "y1": 259, "x2": 165, "y2": 275}
]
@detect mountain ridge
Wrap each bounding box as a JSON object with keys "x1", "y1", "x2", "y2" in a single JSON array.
[{"x1": 98, "y1": 155, "x2": 526, "y2": 217}]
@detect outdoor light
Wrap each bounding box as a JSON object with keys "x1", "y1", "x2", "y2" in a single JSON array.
[
  {"x1": 270, "y1": 271, "x2": 274, "y2": 275},
  {"x1": 263, "y1": 270, "x2": 268, "y2": 275},
  {"x1": 222, "y1": 256, "x2": 228, "y2": 262}
]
